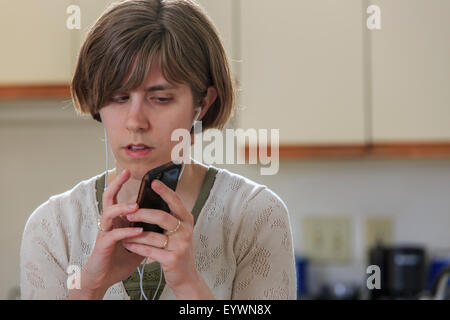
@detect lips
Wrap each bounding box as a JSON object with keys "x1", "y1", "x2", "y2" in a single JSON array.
[
  {"x1": 125, "y1": 143, "x2": 151, "y2": 150},
  {"x1": 124, "y1": 143, "x2": 153, "y2": 158}
]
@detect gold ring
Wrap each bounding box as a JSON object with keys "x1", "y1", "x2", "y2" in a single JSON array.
[
  {"x1": 162, "y1": 238, "x2": 168, "y2": 249},
  {"x1": 166, "y1": 219, "x2": 181, "y2": 235},
  {"x1": 97, "y1": 218, "x2": 110, "y2": 232}
]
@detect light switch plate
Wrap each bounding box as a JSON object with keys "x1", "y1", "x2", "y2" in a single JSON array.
[
  {"x1": 365, "y1": 217, "x2": 393, "y2": 250},
  {"x1": 302, "y1": 216, "x2": 351, "y2": 263}
]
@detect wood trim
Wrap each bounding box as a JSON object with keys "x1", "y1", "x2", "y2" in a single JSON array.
[
  {"x1": 243, "y1": 142, "x2": 450, "y2": 160},
  {"x1": 369, "y1": 142, "x2": 450, "y2": 157},
  {"x1": 245, "y1": 144, "x2": 369, "y2": 159},
  {"x1": 0, "y1": 84, "x2": 71, "y2": 99}
]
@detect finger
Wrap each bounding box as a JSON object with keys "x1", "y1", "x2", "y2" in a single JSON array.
[
  {"x1": 122, "y1": 242, "x2": 172, "y2": 265},
  {"x1": 97, "y1": 227, "x2": 143, "y2": 251},
  {"x1": 102, "y1": 169, "x2": 130, "y2": 208},
  {"x1": 127, "y1": 208, "x2": 179, "y2": 231},
  {"x1": 121, "y1": 231, "x2": 168, "y2": 248},
  {"x1": 151, "y1": 179, "x2": 193, "y2": 224},
  {"x1": 100, "y1": 202, "x2": 139, "y2": 232}
]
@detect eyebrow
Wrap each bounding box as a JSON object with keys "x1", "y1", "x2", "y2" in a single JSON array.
[{"x1": 143, "y1": 84, "x2": 178, "y2": 92}]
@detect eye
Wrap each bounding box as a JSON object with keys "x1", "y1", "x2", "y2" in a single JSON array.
[
  {"x1": 111, "y1": 95, "x2": 129, "y2": 103},
  {"x1": 151, "y1": 97, "x2": 172, "y2": 104}
]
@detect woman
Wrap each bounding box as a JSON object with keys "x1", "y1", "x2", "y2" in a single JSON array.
[{"x1": 20, "y1": 0, "x2": 296, "y2": 300}]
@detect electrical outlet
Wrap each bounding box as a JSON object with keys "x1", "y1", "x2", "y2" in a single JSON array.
[
  {"x1": 365, "y1": 217, "x2": 393, "y2": 250},
  {"x1": 302, "y1": 216, "x2": 351, "y2": 263}
]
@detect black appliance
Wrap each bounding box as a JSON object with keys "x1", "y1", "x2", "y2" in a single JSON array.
[{"x1": 368, "y1": 244, "x2": 426, "y2": 299}]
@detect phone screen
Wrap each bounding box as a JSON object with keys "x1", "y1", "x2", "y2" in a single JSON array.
[{"x1": 134, "y1": 161, "x2": 183, "y2": 233}]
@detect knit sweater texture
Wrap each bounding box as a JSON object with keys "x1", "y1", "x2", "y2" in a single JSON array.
[{"x1": 20, "y1": 166, "x2": 297, "y2": 299}]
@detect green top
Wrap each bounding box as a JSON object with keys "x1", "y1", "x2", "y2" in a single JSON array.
[{"x1": 95, "y1": 166, "x2": 218, "y2": 300}]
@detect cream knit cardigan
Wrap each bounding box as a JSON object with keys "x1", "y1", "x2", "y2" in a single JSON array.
[{"x1": 20, "y1": 167, "x2": 297, "y2": 299}]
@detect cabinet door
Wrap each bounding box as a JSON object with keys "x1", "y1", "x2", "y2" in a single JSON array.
[
  {"x1": 70, "y1": 0, "x2": 117, "y2": 75},
  {"x1": 371, "y1": 0, "x2": 450, "y2": 142},
  {"x1": 0, "y1": 0, "x2": 72, "y2": 84},
  {"x1": 238, "y1": 0, "x2": 366, "y2": 144},
  {"x1": 198, "y1": 0, "x2": 233, "y2": 62}
]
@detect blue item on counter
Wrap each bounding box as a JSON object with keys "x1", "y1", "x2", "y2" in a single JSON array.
[
  {"x1": 295, "y1": 256, "x2": 308, "y2": 298},
  {"x1": 426, "y1": 257, "x2": 450, "y2": 291}
]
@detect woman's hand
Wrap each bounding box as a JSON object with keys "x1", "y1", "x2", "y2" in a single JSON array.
[
  {"x1": 69, "y1": 169, "x2": 146, "y2": 299},
  {"x1": 121, "y1": 179, "x2": 214, "y2": 299}
]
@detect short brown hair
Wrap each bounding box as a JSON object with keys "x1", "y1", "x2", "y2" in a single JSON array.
[{"x1": 71, "y1": 0, "x2": 235, "y2": 130}]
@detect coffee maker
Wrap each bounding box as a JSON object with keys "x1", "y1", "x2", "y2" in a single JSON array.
[{"x1": 368, "y1": 244, "x2": 426, "y2": 299}]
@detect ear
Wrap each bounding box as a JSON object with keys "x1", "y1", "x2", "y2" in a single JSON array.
[{"x1": 198, "y1": 86, "x2": 217, "y2": 121}]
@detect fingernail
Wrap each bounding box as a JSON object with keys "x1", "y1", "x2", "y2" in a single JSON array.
[
  {"x1": 128, "y1": 203, "x2": 137, "y2": 209},
  {"x1": 127, "y1": 214, "x2": 135, "y2": 221},
  {"x1": 135, "y1": 228, "x2": 142, "y2": 233}
]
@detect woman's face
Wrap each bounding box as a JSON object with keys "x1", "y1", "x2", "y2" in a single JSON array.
[{"x1": 99, "y1": 61, "x2": 197, "y2": 180}]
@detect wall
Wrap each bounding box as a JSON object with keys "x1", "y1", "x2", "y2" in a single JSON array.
[
  {"x1": 0, "y1": 100, "x2": 107, "y2": 299},
  {"x1": 218, "y1": 158, "x2": 450, "y2": 296}
]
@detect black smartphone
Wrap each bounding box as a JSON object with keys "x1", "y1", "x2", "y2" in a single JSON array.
[{"x1": 133, "y1": 161, "x2": 183, "y2": 233}]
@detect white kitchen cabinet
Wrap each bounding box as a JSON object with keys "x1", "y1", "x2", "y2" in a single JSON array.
[
  {"x1": 71, "y1": 0, "x2": 117, "y2": 75},
  {"x1": 0, "y1": 0, "x2": 73, "y2": 84},
  {"x1": 238, "y1": 0, "x2": 366, "y2": 144},
  {"x1": 0, "y1": 0, "x2": 120, "y2": 85},
  {"x1": 370, "y1": 0, "x2": 450, "y2": 142},
  {"x1": 197, "y1": 0, "x2": 234, "y2": 63}
]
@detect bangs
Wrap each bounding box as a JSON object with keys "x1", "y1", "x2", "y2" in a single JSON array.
[{"x1": 108, "y1": 32, "x2": 193, "y2": 99}]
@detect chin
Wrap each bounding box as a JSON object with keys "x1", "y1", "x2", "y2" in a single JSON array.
[
  {"x1": 128, "y1": 169, "x2": 144, "y2": 181},
  {"x1": 128, "y1": 161, "x2": 168, "y2": 180}
]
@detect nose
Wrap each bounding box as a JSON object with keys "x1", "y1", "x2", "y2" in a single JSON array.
[{"x1": 125, "y1": 96, "x2": 150, "y2": 132}]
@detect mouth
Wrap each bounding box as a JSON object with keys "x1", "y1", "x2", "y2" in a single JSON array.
[
  {"x1": 125, "y1": 143, "x2": 152, "y2": 151},
  {"x1": 124, "y1": 143, "x2": 154, "y2": 158}
]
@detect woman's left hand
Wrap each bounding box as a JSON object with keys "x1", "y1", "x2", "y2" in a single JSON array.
[{"x1": 121, "y1": 179, "x2": 214, "y2": 299}]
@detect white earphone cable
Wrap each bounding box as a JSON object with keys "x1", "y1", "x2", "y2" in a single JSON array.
[
  {"x1": 103, "y1": 107, "x2": 201, "y2": 300},
  {"x1": 104, "y1": 128, "x2": 108, "y2": 192}
]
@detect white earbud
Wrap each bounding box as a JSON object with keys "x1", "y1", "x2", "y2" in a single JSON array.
[{"x1": 191, "y1": 107, "x2": 202, "y2": 129}]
